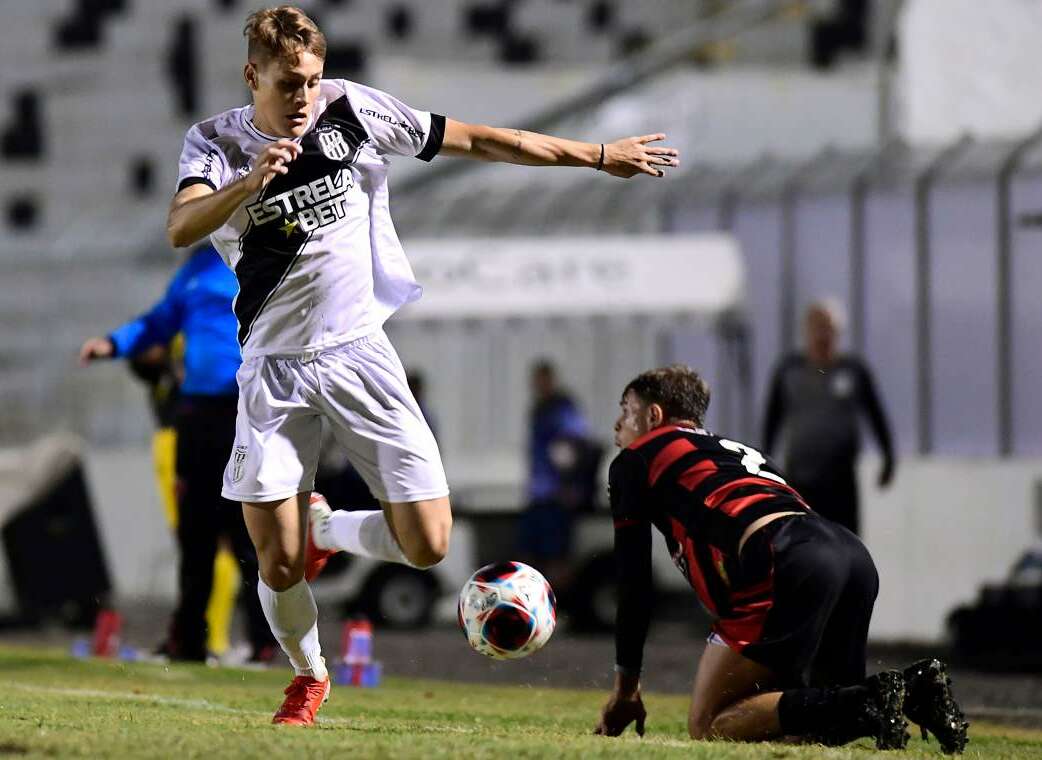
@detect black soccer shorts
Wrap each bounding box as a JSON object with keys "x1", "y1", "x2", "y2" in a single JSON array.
[{"x1": 718, "y1": 513, "x2": 879, "y2": 688}]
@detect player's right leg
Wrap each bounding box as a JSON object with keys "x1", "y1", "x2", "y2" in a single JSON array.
[
  {"x1": 222, "y1": 356, "x2": 328, "y2": 724},
  {"x1": 224, "y1": 493, "x2": 278, "y2": 662},
  {"x1": 241, "y1": 494, "x2": 330, "y2": 725}
]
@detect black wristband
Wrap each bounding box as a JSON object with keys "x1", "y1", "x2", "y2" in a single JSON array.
[{"x1": 595, "y1": 143, "x2": 605, "y2": 171}]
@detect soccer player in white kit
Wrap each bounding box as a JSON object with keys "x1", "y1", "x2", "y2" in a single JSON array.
[{"x1": 166, "y1": 5, "x2": 680, "y2": 725}]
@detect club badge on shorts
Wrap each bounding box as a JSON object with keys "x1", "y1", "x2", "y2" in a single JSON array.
[{"x1": 231, "y1": 445, "x2": 248, "y2": 484}]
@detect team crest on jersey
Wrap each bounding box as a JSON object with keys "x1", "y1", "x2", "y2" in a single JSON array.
[
  {"x1": 316, "y1": 125, "x2": 354, "y2": 162},
  {"x1": 831, "y1": 370, "x2": 854, "y2": 398}
]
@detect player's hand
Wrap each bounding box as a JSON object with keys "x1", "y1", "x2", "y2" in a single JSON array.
[
  {"x1": 244, "y1": 139, "x2": 302, "y2": 193},
  {"x1": 78, "y1": 337, "x2": 115, "y2": 366},
  {"x1": 601, "y1": 134, "x2": 679, "y2": 179},
  {"x1": 594, "y1": 690, "x2": 646, "y2": 737}
]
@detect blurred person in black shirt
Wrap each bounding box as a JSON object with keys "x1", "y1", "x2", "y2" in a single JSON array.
[{"x1": 762, "y1": 300, "x2": 894, "y2": 536}]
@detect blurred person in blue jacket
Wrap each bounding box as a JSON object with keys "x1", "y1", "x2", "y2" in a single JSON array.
[
  {"x1": 519, "y1": 360, "x2": 600, "y2": 584},
  {"x1": 79, "y1": 244, "x2": 275, "y2": 663}
]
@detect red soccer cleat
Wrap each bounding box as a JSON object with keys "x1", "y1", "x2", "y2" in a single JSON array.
[
  {"x1": 272, "y1": 673, "x2": 331, "y2": 725},
  {"x1": 305, "y1": 492, "x2": 336, "y2": 582}
]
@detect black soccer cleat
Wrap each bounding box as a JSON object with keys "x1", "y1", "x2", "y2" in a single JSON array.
[
  {"x1": 903, "y1": 659, "x2": 969, "y2": 754},
  {"x1": 864, "y1": 670, "x2": 911, "y2": 751}
]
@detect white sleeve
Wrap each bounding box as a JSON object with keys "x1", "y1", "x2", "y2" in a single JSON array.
[
  {"x1": 176, "y1": 124, "x2": 232, "y2": 192},
  {"x1": 341, "y1": 80, "x2": 445, "y2": 161}
]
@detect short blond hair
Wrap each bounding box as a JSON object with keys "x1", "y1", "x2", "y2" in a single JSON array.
[{"x1": 244, "y1": 6, "x2": 326, "y2": 64}]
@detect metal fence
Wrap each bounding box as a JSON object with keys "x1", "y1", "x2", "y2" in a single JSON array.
[{"x1": 393, "y1": 132, "x2": 1042, "y2": 458}]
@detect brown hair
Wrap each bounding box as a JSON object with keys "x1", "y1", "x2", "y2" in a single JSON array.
[
  {"x1": 244, "y1": 6, "x2": 326, "y2": 64},
  {"x1": 623, "y1": 365, "x2": 710, "y2": 427}
]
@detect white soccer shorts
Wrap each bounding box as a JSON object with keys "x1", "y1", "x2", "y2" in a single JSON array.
[{"x1": 221, "y1": 329, "x2": 449, "y2": 504}]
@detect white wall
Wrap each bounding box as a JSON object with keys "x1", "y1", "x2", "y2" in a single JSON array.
[
  {"x1": 82, "y1": 448, "x2": 178, "y2": 603},
  {"x1": 898, "y1": 0, "x2": 1042, "y2": 143},
  {"x1": 862, "y1": 457, "x2": 1042, "y2": 643}
]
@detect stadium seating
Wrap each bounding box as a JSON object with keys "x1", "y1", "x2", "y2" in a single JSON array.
[{"x1": 0, "y1": 0, "x2": 825, "y2": 256}]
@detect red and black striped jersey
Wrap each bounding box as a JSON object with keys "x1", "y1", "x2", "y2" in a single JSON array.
[{"x1": 610, "y1": 425, "x2": 809, "y2": 621}]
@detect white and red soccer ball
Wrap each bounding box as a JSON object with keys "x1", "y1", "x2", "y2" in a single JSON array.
[{"x1": 458, "y1": 561, "x2": 556, "y2": 660}]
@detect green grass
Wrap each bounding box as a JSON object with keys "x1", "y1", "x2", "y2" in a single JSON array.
[{"x1": 0, "y1": 645, "x2": 1038, "y2": 759}]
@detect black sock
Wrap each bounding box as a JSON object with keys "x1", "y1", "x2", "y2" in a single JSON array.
[{"x1": 778, "y1": 685, "x2": 871, "y2": 742}]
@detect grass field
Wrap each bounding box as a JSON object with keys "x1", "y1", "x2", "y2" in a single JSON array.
[{"x1": 1, "y1": 646, "x2": 1039, "y2": 759}]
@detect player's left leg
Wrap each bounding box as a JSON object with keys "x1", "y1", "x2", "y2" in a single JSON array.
[
  {"x1": 381, "y1": 496, "x2": 451, "y2": 567},
  {"x1": 309, "y1": 493, "x2": 450, "y2": 574}
]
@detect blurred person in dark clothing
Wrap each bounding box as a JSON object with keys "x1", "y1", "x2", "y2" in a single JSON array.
[
  {"x1": 79, "y1": 243, "x2": 276, "y2": 663},
  {"x1": 407, "y1": 369, "x2": 438, "y2": 442},
  {"x1": 762, "y1": 300, "x2": 894, "y2": 536},
  {"x1": 124, "y1": 341, "x2": 184, "y2": 538},
  {"x1": 123, "y1": 339, "x2": 249, "y2": 658},
  {"x1": 519, "y1": 361, "x2": 598, "y2": 582}
]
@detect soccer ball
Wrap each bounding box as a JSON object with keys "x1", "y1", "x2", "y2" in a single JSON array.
[{"x1": 458, "y1": 561, "x2": 556, "y2": 660}]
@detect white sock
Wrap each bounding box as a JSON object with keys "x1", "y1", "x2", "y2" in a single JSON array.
[
  {"x1": 323, "y1": 509, "x2": 410, "y2": 566},
  {"x1": 257, "y1": 578, "x2": 327, "y2": 680}
]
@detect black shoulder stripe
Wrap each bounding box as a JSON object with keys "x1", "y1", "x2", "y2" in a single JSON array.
[
  {"x1": 321, "y1": 95, "x2": 370, "y2": 157},
  {"x1": 177, "y1": 177, "x2": 217, "y2": 193},
  {"x1": 417, "y1": 113, "x2": 446, "y2": 162},
  {"x1": 197, "y1": 118, "x2": 219, "y2": 141}
]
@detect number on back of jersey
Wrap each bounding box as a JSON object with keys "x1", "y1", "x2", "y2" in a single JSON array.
[{"x1": 718, "y1": 439, "x2": 787, "y2": 485}]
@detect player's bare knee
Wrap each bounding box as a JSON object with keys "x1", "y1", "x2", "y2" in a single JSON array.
[
  {"x1": 688, "y1": 710, "x2": 715, "y2": 740},
  {"x1": 399, "y1": 509, "x2": 451, "y2": 568},
  {"x1": 705, "y1": 713, "x2": 735, "y2": 740},
  {"x1": 403, "y1": 535, "x2": 448, "y2": 568},
  {"x1": 409, "y1": 528, "x2": 451, "y2": 568},
  {"x1": 260, "y1": 555, "x2": 305, "y2": 590}
]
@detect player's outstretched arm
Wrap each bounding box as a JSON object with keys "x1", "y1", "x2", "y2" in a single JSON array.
[
  {"x1": 166, "y1": 139, "x2": 302, "y2": 248},
  {"x1": 440, "y1": 119, "x2": 679, "y2": 179}
]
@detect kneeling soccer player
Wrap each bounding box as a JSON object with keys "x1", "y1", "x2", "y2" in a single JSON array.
[{"x1": 594, "y1": 365, "x2": 968, "y2": 753}]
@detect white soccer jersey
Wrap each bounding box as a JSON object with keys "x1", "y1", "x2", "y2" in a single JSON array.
[{"x1": 176, "y1": 80, "x2": 445, "y2": 359}]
